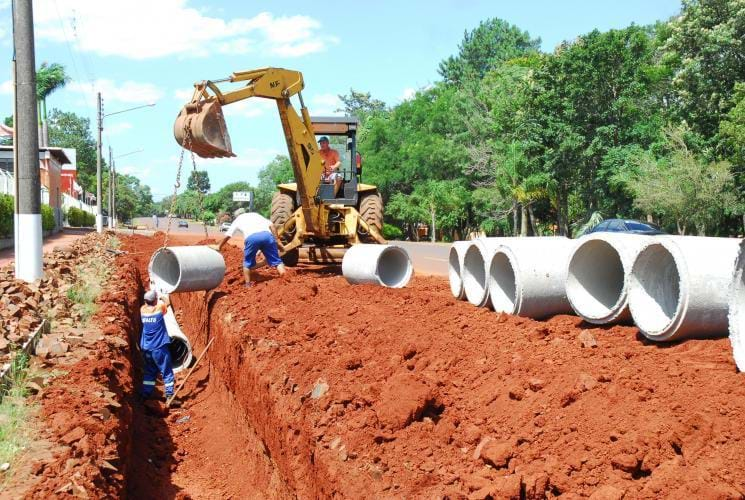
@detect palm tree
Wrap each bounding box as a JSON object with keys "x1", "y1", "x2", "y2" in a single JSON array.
[{"x1": 36, "y1": 62, "x2": 69, "y2": 146}]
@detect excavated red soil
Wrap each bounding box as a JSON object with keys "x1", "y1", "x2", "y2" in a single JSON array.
[
  {"x1": 110, "y1": 233, "x2": 745, "y2": 499},
  {"x1": 21, "y1": 256, "x2": 142, "y2": 498}
]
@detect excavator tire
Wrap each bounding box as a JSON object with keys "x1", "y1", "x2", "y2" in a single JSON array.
[
  {"x1": 271, "y1": 191, "x2": 299, "y2": 266},
  {"x1": 271, "y1": 191, "x2": 295, "y2": 229},
  {"x1": 358, "y1": 191, "x2": 383, "y2": 242}
]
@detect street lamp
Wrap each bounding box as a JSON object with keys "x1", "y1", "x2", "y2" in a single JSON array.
[
  {"x1": 96, "y1": 98, "x2": 155, "y2": 233},
  {"x1": 107, "y1": 148, "x2": 144, "y2": 229}
]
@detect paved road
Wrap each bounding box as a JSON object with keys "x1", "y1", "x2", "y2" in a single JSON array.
[
  {"x1": 130, "y1": 218, "x2": 450, "y2": 277},
  {"x1": 0, "y1": 228, "x2": 93, "y2": 269},
  {"x1": 393, "y1": 241, "x2": 449, "y2": 277}
]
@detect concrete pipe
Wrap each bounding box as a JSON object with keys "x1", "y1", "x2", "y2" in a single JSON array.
[
  {"x1": 488, "y1": 237, "x2": 573, "y2": 319},
  {"x1": 629, "y1": 236, "x2": 739, "y2": 342},
  {"x1": 566, "y1": 233, "x2": 653, "y2": 324},
  {"x1": 149, "y1": 246, "x2": 226, "y2": 294},
  {"x1": 448, "y1": 241, "x2": 471, "y2": 300},
  {"x1": 163, "y1": 306, "x2": 193, "y2": 373},
  {"x1": 462, "y1": 238, "x2": 513, "y2": 307},
  {"x1": 342, "y1": 244, "x2": 413, "y2": 288},
  {"x1": 728, "y1": 240, "x2": 745, "y2": 371}
]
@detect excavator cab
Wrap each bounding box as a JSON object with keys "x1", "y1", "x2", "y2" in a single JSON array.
[{"x1": 311, "y1": 117, "x2": 361, "y2": 204}]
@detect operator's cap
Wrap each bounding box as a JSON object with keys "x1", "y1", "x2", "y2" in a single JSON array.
[
  {"x1": 318, "y1": 136, "x2": 329, "y2": 143},
  {"x1": 144, "y1": 290, "x2": 157, "y2": 303}
]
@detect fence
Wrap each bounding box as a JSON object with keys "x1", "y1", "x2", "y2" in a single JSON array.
[
  {"x1": 62, "y1": 193, "x2": 95, "y2": 215},
  {"x1": 0, "y1": 169, "x2": 12, "y2": 196}
]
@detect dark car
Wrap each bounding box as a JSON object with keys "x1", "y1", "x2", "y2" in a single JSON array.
[
  {"x1": 178, "y1": 220, "x2": 189, "y2": 228},
  {"x1": 588, "y1": 219, "x2": 666, "y2": 235}
]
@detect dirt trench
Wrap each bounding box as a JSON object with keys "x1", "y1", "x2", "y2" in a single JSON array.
[
  {"x1": 28, "y1": 231, "x2": 745, "y2": 498},
  {"x1": 117, "y1": 233, "x2": 745, "y2": 499}
]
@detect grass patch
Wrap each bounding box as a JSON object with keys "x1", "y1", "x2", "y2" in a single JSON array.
[
  {"x1": 66, "y1": 257, "x2": 111, "y2": 324},
  {"x1": 0, "y1": 352, "x2": 33, "y2": 470}
]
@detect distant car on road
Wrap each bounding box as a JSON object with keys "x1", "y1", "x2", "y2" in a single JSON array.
[
  {"x1": 587, "y1": 219, "x2": 666, "y2": 235},
  {"x1": 220, "y1": 222, "x2": 231, "y2": 232},
  {"x1": 178, "y1": 220, "x2": 189, "y2": 228}
]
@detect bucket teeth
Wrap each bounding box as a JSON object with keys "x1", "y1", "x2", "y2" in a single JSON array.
[{"x1": 174, "y1": 100, "x2": 235, "y2": 159}]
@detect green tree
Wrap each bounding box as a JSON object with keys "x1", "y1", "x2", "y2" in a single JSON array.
[
  {"x1": 47, "y1": 109, "x2": 99, "y2": 194},
  {"x1": 186, "y1": 170, "x2": 210, "y2": 194},
  {"x1": 337, "y1": 89, "x2": 387, "y2": 123},
  {"x1": 627, "y1": 127, "x2": 738, "y2": 234},
  {"x1": 660, "y1": 0, "x2": 745, "y2": 142},
  {"x1": 202, "y1": 181, "x2": 254, "y2": 216},
  {"x1": 387, "y1": 180, "x2": 468, "y2": 241},
  {"x1": 36, "y1": 62, "x2": 69, "y2": 142},
  {"x1": 255, "y1": 155, "x2": 293, "y2": 215},
  {"x1": 438, "y1": 18, "x2": 541, "y2": 84}
]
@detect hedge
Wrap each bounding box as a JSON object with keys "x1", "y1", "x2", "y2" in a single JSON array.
[
  {"x1": 0, "y1": 193, "x2": 12, "y2": 238},
  {"x1": 382, "y1": 223, "x2": 403, "y2": 241},
  {"x1": 66, "y1": 207, "x2": 95, "y2": 227},
  {"x1": 0, "y1": 195, "x2": 57, "y2": 237},
  {"x1": 41, "y1": 204, "x2": 55, "y2": 231}
]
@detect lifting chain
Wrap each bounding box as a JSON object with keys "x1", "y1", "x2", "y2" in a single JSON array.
[{"x1": 162, "y1": 116, "x2": 210, "y2": 248}]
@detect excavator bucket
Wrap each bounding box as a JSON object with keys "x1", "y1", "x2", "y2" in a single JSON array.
[{"x1": 174, "y1": 99, "x2": 235, "y2": 159}]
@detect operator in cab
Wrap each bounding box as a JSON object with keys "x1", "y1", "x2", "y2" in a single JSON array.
[
  {"x1": 211, "y1": 212, "x2": 287, "y2": 287},
  {"x1": 318, "y1": 136, "x2": 342, "y2": 196},
  {"x1": 139, "y1": 290, "x2": 179, "y2": 407}
]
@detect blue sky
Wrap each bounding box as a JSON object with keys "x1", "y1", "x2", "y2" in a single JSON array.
[{"x1": 0, "y1": 0, "x2": 681, "y2": 200}]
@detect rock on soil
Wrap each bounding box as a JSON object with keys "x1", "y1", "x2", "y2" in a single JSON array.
[{"x1": 27, "y1": 232, "x2": 745, "y2": 499}]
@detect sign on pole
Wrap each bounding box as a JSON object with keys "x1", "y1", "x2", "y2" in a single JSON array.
[{"x1": 232, "y1": 191, "x2": 253, "y2": 202}]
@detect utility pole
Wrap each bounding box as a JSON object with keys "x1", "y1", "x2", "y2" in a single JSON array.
[
  {"x1": 108, "y1": 146, "x2": 113, "y2": 229},
  {"x1": 96, "y1": 92, "x2": 103, "y2": 233},
  {"x1": 13, "y1": 0, "x2": 43, "y2": 281},
  {"x1": 112, "y1": 159, "x2": 116, "y2": 228}
]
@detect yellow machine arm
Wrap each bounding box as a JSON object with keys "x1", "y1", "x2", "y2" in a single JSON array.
[{"x1": 174, "y1": 67, "x2": 323, "y2": 233}]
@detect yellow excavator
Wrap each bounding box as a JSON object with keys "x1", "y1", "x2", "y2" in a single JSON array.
[{"x1": 174, "y1": 67, "x2": 385, "y2": 265}]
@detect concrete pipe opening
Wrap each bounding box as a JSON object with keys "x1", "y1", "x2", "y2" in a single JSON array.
[
  {"x1": 377, "y1": 246, "x2": 413, "y2": 288},
  {"x1": 169, "y1": 335, "x2": 193, "y2": 372},
  {"x1": 629, "y1": 243, "x2": 683, "y2": 339},
  {"x1": 342, "y1": 244, "x2": 413, "y2": 288},
  {"x1": 149, "y1": 246, "x2": 226, "y2": 294},
  {"x1": 150, "y1": 250, "x2": 181, "y2": 292},
  {"x1": 566, "y1": 239, "x2": 626, "y2": 323},
  {"x1": 463, "y1": 243, "x2": 489, "y2": 307},
  {"x1": 448, "y1": 242, "x2": 470, "y2": 299},
  {"x1": 728, "y1": 241, "x2": 745, "y2": 371},
  {"x1": 488, "y1": 252, "x2": 517, "y2": 314},
  {"x1": 163, "y1": 305, "x2": 194, "y2": 373}
]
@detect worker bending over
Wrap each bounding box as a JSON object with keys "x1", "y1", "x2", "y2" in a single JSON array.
[
  {"x1": 140, "y1": 290, "x2": 179, "y2": 406},
  {"x1": 212, "y1": 212, "x2": 286, "y2": 287},
  {"x1": 318, "y1": 136, "x2": 342, "y2": 196}
]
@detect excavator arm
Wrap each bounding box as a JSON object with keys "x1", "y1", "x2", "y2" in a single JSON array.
[{"x1": 174, "y1": 67, "x2": 322, "y2": 233}]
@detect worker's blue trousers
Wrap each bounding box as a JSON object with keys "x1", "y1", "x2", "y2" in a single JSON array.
[{"x1": 141, "y1": 345, "x2": 175, "y2": 397}]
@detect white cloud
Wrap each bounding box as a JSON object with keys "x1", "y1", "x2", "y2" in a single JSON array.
[
  {"x1": 174, "y1": 88, "x2": 194, "y2": 102},
  {"x1": 222, "y1": 98, "x2": 275, "y2": 119},
  {"x1": 106, "y1": 121, "x2": 133, "y2": 136},
  {"x1": 67, "y1": 78, "x2": 163, "y2": 105},
  {"x1": 200, "y1": 146, "x2": 281, "y2": 170},
  {"x1": 309, "y1": 93, "x2": 341, "y2": 115},
  {"x1": 33, "y1": 2, "x2": 338, "y2": 60},
  {"x1": 0, "y1": 80, "x2": 11, "y2": 95},
  {"x1": 119, "y1": 164, "x2": 151, "y2": 179},
  {"x1": 401, "y1": 87, "x2": 416, "y2": 101}
]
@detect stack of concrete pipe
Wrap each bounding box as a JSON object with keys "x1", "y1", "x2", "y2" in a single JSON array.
[
  {"x1": 449, "y1": 234, "x2": 743, "y2": 353},
  {"x1": 449, "y1": 236, "x2": 574, "y2": 318}
]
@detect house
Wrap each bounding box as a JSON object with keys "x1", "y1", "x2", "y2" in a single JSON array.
[{"x1": 0, "y1": 145, "x2": 72, "y2": 229}]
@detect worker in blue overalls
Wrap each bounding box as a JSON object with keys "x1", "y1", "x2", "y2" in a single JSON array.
[{"x1": 140, "y1": 290, "x2": 179, "y2": 407}]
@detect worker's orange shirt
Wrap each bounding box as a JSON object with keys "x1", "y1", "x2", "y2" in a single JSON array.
[{"x1": 319, "y1": 148, "x2": 340, "y2": 176}]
